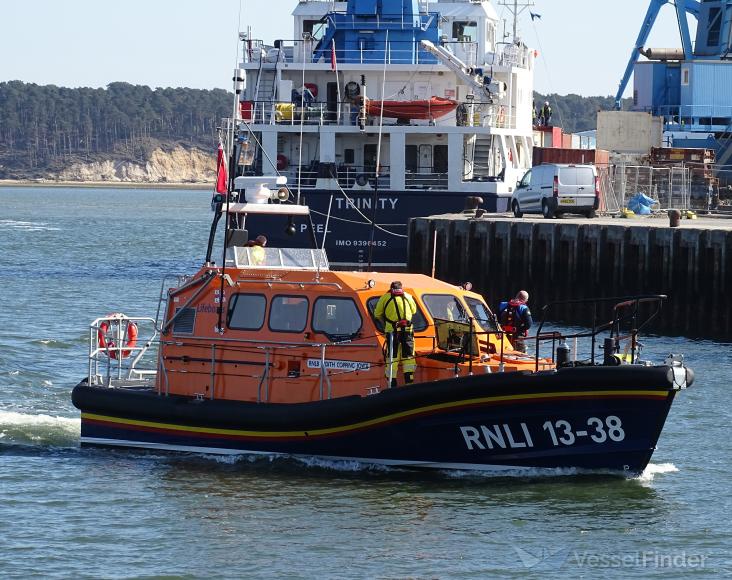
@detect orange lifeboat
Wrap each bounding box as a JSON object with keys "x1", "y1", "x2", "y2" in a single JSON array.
[
  {"x1": 71, "y1": 175, "x2": 693, "y2": 476},
  {"x1": 364, "y1": 96, "x2": 458, "y2": 120}
]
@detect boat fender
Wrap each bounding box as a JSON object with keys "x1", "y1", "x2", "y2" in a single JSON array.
[
  {"x1": 98, "y1": 316, "x2": 138, "y2": 360},
  {"x1": 355, "y1": 174, "x2": 369, "y2": 187}
]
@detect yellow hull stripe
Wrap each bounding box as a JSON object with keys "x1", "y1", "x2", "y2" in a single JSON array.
[{"x1": 82, "y1": 389, "x2": 668, "y2": 439}]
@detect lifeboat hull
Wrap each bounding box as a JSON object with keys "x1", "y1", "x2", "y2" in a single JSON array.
[
  {"x1": 366, "y1": 97, "x2": 458, "y2": 120},
  {"x1": 72, "y1": 365, "x2": 682, "y2": 476}
]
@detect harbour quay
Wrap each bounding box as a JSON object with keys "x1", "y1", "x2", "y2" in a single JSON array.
[{"x1": 408, "y1": 214, "x2": 732, "y2": 340}]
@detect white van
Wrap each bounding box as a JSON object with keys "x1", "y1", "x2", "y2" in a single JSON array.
[{"x1": 510, "y1": 164, "x2": 599, "y2": 218}]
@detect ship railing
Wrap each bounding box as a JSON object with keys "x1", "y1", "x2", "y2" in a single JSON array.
[
  {"x1": 241, "y1": 98, "x2": 511, "y2": 128},
  {"x1": 260, "y1": 37, "x2": 532, "y2": 70},
  {"x1": 333, "y1": 166, "x2": 389, "y2": 189},
  {"x1": 160, "y1": 335, "x2": 376, "y2": 402},
  {"x1": 493, "y1": 42, "x2": 533, "y2": 70},
  {"x1": 642, "y1": 105, "x2": 732, "y2": 132},
  {"x1": 88, "y1": 315, "x2": 159, "y2": 387},
  {"x1": 440, "y1": 41, "x2": 480, "y2": 67},
  {"x1": 271, "y1": 166, "x2": 392, "y2": 189},
  {"x1": 433, "y1": 297, "x2": 666, "y2": 374},
  {"x1": 532, "y1": 295, "x2": 668, "y2": 371},
  {"x1": 405, "y1": 171, "x2": 449, "y2": 190},
  {"x1": 240, "y1": 38, "x2": 266, "y2": 64},
  {"x1": 246, "y1": 37, "x2": 528, "y2": 70},
  {"x1": 255, "y1": 37, "x2": 484, "y2": 67}
]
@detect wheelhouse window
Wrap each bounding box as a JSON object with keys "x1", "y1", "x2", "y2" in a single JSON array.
[
  {"x1": 227, "y1": 294, "x2": 266, "y2": 330},
  {"x1": 303, "y1": 19, "x2": 325, "y2": 42},
  {"x1": 464, "y1": 297, "x2": 497, "y2": 331},
  {"x1": 269, "y1": 295, "x2": 309, "y2": 333},
  {"x1": 453, "y1": 21, "x2": 477, "y2": 42},
  {"x1": 366, "y1": 297, "x2": 429, "y2": 333},
  {"x1": 422, "y1": 294, "x2": 467, "y2": 322},
  {"x1": 312, "y1": 297, "x2": 362, "y2": 339}
]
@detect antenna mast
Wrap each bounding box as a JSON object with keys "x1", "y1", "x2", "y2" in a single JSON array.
[{"x1": 499, "y1": 0, "x2": 534, "y2": 41}]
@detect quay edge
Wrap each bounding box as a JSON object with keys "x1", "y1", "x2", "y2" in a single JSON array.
[{"x1": 408, "y1": 214, "x2": 732, "y2": 340}]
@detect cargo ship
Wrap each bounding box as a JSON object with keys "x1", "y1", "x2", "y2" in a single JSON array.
[{"x1": 225, "y1": 0, "x2": 536, "y2": 267}]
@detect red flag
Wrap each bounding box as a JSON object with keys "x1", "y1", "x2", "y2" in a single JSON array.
[
  {"x1": 215, "y1": 142, "x2": 228, "y2": 194},
  {"x1": 331, "y1": 41, "x2": 337, "y2": 71}
]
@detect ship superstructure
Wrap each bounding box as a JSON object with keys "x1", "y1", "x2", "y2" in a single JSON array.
[{"x1": 231, "y1": 0, "x2": 535, "y2": 267}]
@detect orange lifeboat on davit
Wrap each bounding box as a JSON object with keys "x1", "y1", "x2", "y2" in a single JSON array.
[
  {"x1": 71, "y1": 173, "x2": 693, "y2": 476},
  {"x1": 364, "y1": 96, "x2": 458, "y2": 120}
]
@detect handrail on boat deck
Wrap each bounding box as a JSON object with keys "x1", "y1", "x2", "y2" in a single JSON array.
[
  {"x1": 88, "y1": 315, "x2": 159, "y2": 387},
  {"x1": 533, "y1": 294, "x2": 668, "y2": 371}
]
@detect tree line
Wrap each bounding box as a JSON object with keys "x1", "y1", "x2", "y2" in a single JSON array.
[
  {"x1": 0, "y1": 80, "x2": 627, "y2": 177},
  {"x1": 0, "y1": 81, "x2": 232, "y2": 175},
  {"x1": 535, "y1": 92, "x2": 633, "y2": 134}
]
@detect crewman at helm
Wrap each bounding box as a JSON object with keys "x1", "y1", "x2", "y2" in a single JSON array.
[
  {"x1": 247, "y1": 234, "x2": 267, "y2": 266},
  {"x1": 373, "y1": 281, "x2": 417, "y2": 388}
]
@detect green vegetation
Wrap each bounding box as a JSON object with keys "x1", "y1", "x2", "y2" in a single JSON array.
[
  {"x1": 534, "y1": 92, "x2": 633, "y2": 134},
  {"x1": 0, "y1": 81, "x2": 632, "y2": 179},
  {"x1": 0, "y1": 81, "x2": 232, "y2": 178}
]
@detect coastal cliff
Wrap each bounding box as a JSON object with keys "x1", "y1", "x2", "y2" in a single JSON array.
[{"x1": 55, "y1": 146, "x2": 215, "y2": 184}]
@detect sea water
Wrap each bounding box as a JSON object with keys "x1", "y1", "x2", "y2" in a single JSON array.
[{"x1": 0, "y1": 187, "x2": 730, "y2": 578}]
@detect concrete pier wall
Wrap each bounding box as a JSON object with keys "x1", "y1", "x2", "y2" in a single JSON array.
[{"x1": 408, "y1": 216, "x2": 732, "y2": 339}]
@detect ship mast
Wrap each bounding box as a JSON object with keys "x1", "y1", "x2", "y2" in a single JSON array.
[{"x1": 499, "y1": 0, "x2": 534, "y2": 41}]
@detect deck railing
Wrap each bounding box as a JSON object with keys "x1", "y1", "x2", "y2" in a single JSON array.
[{"x1": 241, "y1": 37, "x2": 532, "y2": 69}]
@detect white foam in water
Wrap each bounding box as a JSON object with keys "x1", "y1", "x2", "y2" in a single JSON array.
[
  {"x1": 636, "y1": 462, "x2": 679, "y2": 483},
  {"x1": 293, "y1": 456, "x2": 404, "y2": 473},
  {"x1": 0, "y1": 410, "x2": 80, "y2": 448},
  {"x1": 0, "y1": 219, "x2": 60, "y2": 232}
]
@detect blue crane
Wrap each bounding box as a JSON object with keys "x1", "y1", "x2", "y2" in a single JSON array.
[{"x1": 614, "y1": 0, "x2": 701, "y2": 109}]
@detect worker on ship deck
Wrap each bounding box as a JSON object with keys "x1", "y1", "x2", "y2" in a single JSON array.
[
  {"x1": 374, "y1": 281, "x2": 417, "y2": 388},
  {"x1": 540, "y1": 101, "x2": 552, "y2": 126}
]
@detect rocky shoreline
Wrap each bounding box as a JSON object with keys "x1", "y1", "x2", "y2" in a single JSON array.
[{"x1": 0, "y1": 145, "x2": 215, "y2": 188}]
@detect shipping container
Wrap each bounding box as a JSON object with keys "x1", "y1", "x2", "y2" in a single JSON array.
[{"x1": 532, "y1": 147, "x2": 610, "y2": 168}]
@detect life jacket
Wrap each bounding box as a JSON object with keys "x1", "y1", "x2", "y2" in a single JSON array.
[
  {"x1": 499, "y1": 299, "x2": 528, "y2": 335},
  {"x1": 383, "y1": 291, "x2": 415, "y2": 332}
]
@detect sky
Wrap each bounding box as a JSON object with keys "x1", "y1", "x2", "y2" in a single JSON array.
[{"x1": 0, "y1": 0, "x2": 691, "y2": 97}]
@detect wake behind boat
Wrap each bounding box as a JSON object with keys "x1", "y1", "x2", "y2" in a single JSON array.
[{"x1": 71, "y1": 171, "x2": 694, "y2": 476}]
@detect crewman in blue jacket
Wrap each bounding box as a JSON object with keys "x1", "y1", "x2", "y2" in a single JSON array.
[{"x1": 498, "y1": 290, "x2": 533, "y2": 353}]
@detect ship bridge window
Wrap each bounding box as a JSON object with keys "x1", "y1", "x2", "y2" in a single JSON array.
[
  {"x1": 227, "y1": 293, "x2": 266, "y2": 330},
  {"x1": 312, "y1": 297, "x2": 363, "y2": 339},
  {"x1": 366, "y1": 296, "x2": 429, "y2": 333},
  {"x1": 422, "y1": 294, "x2": 467, "y2": 322},
  {"x1": 303, "y1": 19, "x2": 325, "y2": 42},
  {"x1": 269, "y1": 295, "x2": 309, "y2": 333},
  {"x1": 452, "y1": 21, "x2": 477, "y2": 42},
  {"x1": 464, "y1": 297, "x2": 498, "y2": 331}
]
